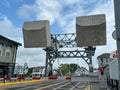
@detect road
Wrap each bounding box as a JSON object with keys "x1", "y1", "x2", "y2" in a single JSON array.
[
  {"x1": 0, "y1": 79, "x2": 89, "y2": 90},
  {"x1": 1, "y1": 76, "x2": 112, "y2": 90}
]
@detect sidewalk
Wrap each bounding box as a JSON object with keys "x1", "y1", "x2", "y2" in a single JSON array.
[{"x1": 0, "y1": 77, "x2": 47, "y2": 86}]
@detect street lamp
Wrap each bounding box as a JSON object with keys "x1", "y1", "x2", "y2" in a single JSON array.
[{"x1": 113, "y1": 0, "x2": 120, "y2": 89}]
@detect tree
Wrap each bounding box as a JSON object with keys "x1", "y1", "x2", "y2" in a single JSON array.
[
  {"x1": 57, "y1": 63, "x2": 80, "y2": 76},
  {"x1": 27, "y1": 67, "x2": 34, "y2": 76},
  {"x1": 70, "y1": 64, "x2": 80, "y2": 73}
]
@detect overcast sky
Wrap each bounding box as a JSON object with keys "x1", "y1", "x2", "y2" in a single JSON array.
[{"x1": 0, "y1": 0, "x2": 116, "y2": 69}]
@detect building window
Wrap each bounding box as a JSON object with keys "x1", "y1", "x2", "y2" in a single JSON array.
[
  {"x1": 0, "y1": 44, "x2": 3, "y2": 56},
  {"x1": 106, "y1": 59, "x2": 108, "y2": 63},
  {"x1": 5, "y1": 46, "x2": 11, "y2": 57},
  {"x1": 101, "y1": 59, "x2": 103, "y2": 62}
]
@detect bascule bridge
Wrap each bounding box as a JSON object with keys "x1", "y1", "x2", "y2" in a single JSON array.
[{"x1": 22, "y1": 14, "x2": 106, "y2": 77}]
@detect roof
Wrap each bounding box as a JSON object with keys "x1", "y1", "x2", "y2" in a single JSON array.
[
  {"x1": 0, "y1": 35, "x2": 22, "y2": 46},
  {"x1": 33, "y1": 66, "x2": 45, "y2": 70},
  {"x1": 97, "y1": 53, "x2": 110, "y2": 59}
]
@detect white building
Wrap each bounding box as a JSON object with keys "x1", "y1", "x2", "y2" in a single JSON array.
[
  {"x1": 97, "y1": 53, "x2": 111, "y2": 88},
  {"x1": 32, "y1": 66, "x2": 45, "y2": 77},
  {"x1": 14, "y1": 63, "x2": 28, "y2": 76},
  {"x1": 97, "y1": 53, "x2": 112, "y2": 77}
]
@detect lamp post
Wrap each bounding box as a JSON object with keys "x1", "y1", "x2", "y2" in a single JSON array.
[{"x1": 114, "y1": 0, "x2": 120, "y2": 89}]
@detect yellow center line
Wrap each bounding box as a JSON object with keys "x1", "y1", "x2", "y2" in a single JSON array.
[
  {"x1": 35, "y1": 81, "x2": 68, "y2": 90},
  {"x1": 87, "y1": 82, "x2": 90, "y2": 90}
]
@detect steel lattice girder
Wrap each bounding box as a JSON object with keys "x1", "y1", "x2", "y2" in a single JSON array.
[
  {"x1": 44, "y1": 33, "x2": 96, "y2": 76},
  {"x1": 47, "y1": 50, "x2": 92, "y2": 65},
  {"x1": 45, "y1": 33, "x2": 96, "y2": 65},
  {"x1": 57, "y1": 51, "x2": 91, "y2": 65},
  {"x1": 45, "y1": 33, "x2": 95, "y2": 64},
  {"x1": 51, "y1": 33, "x2": 76, "y2": 48},
  {"x1": 57, "y1": 51, "x2": 90, "y2": 58}
]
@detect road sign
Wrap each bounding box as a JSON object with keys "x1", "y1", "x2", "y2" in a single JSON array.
[{"x1": 110, "y1": 50, "x2": 118, "y2": 59}]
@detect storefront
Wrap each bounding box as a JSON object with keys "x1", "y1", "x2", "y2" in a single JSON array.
[{"x1": 0, "y1": 63, "x2": 15, "y2": 77}]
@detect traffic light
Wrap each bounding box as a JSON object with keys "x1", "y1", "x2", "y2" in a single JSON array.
[{"x1": 98, "y1": 67, "x2": 104, "y2": 75}]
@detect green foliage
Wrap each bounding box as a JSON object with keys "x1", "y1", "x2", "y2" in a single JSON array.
[
  {"x1": 27, "y1": 67, "x2": 34, "y2": 76},
  {"x1": 57, "y1": 63, "x2": 80, "y2": 76}
]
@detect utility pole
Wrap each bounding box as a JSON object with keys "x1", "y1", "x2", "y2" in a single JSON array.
[{"x1": 114, "y1": 0, "x2": 120, "y2": 89}]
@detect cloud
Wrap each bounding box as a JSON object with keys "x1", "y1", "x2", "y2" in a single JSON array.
[
  {"x1": 35, "y1": 0, "x2": 62, "y2": 24},
  {"x1": 16, "y1": 0, "x2": 114, "y2": 68},
  {"x1": 16, "y1": 0, "x2": 101, "y2": 33},
  {"x1": 57, "y1": 0, "x2": 116, "y2": 68},
  {"x1": 17, "y1": 0, "x2": 62, "y2": 24},
  {"x1": 17, "y1": 4, "x2": 37, "y2": 20},
  {"x1": 58, "y1": 0, "x2": 80, "y2": 5},
  {"x1": 0, "y1": 14, "x2": 43, "y2": 68},
  {"x1": 89, "y1": 0, "x2": 115, "y2": 48},
  {"x1": 16, "y1": 47, "x2": 46, "y2": 67},
  {"x1": 17, "y1": 0, "x2": 112, "y2": 33},
  {"x1": 87, "y1": 0, "x2": 116, "y2": 67},
  {"x1": 14, "y1": 0, "x2": 116, "y2": 68},
  {"x1": 0, "y1": 14, "x2": 22, "y2": 41},
  {"x1": 17, "y1": 0, "x2": 83, "y2": 31}
]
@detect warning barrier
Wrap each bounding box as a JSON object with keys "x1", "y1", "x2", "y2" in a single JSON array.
[
  {"x1": 32, "y1": 77, "x2": 41, "y2": 80},
  {"x1": 3, "y1": 77, "x2": 11, "y2": 83},
  {"x1": 17, "y1": 77, "x2": 25, "y2": 81},
  {"x1": 65, "y1": 76, "x2": 71, "y2": 80},
  {"x1": 48, "y1": 76, "x2": 57, "y2": 80}
]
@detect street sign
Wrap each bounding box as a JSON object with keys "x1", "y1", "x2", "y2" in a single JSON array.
[{"x1": 110, "y1": 50, "x2": 118, "y2": 59}]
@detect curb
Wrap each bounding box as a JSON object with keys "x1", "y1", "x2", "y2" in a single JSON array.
[{"x1": 0, "y1": 79, "x2": 47, "y2": 86}]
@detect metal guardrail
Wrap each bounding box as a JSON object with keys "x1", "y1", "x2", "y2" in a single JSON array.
[{"x1": 71, "y1": 76, "x2": 99, "y2": 82}]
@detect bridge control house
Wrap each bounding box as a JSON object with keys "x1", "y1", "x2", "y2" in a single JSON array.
[{"x1": 0, "y1": 35, "x2": 21, "y2": 77}]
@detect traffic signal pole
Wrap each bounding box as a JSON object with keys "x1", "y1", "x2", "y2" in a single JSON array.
[{"x1": 114, "y1": 0, "x2": 120, "y2": 89}]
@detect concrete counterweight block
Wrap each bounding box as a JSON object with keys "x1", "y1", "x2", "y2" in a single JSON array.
[
  {"x1": 76, "y1": 14, "x2": 106, "y2": 47},
  {"x1": 23, "y1": 20, "x2": 51, "y2": 48}
]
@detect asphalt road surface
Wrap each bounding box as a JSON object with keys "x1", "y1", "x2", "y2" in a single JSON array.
[{"x1": 0, "y1": 80, "x2": 89, "y2": 90}]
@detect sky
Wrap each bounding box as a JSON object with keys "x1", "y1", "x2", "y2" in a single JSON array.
[{"x1": 0, "y1": 0, "x2": 116, "y2": 69}]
